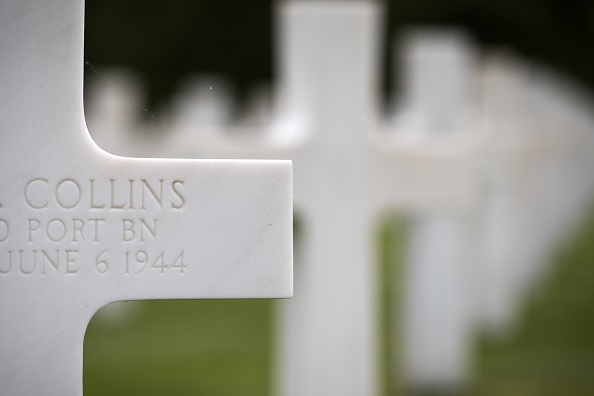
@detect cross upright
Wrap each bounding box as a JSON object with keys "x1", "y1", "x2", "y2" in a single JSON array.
[
  {"x1": 166, "y1": 2, "x2": 482, "y2": 395},
  {"x1": 0, "y1": 1, "x2": 292, "y2": 395}
]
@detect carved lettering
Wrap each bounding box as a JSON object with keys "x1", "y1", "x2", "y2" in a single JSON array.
[
  {"x1": 140, "y1": 218, "x2": 157, "y2": 242},
  {"x1": 0, "y1": 248, "x2": 186, "y2": 275},
  {"x1": 9, "y1": 177, "x2": 189, "y2": 276},
  {"x1": 25, "y1": 178, "x2": 184, "y2": 211},
  {"x1": 121, "y1": 218, "x2": 158, "y2": 242},
  {"x1": 72, "y1": 218, "x2": 85, "y2": 242},
  {"x1": 27, "y1": 218, "x2": 106, "y2": 243},
  {"x1": 41, "y1": 249, "x2": 60, "y2": 274},
  {"x1": 172, "y1": 180, "x2": 185, "y2": 209},
  {"x1": 0, "y1": 250, "x2": 12, "y2": 273},
  {"x1": 128, "y1": 179, "x2": 135, "y2": 210},
  {"x1": 55, "y1": 179, "x2": 81, "y2": 209},
  {"x1": 89, "y1": 179, "x2": 106, "y2": 209},
  {"x1": 46, "y1": 219, "x2": 67, "y2": 242},
  {"x1": 28, "y1": 219, "x2": 40, "y2": 242},
  {"x1": 122, "y1": 219, "x2": 135, "y2": 242},
  {"x1": 110, "y1": 179, "x2": 127, "y2": 210},
  {"x1": 20, "y1": 250, "x2": 35, "y2": 275},
  {"x1": 141, "y1": 179, "x2": 164, "y2": 210},
  {"x1": 24, "y1": 178, "x2": 49, "y2": 209},
  {"x1": 0, "y1": 219, "x2": 8, "y2": 242},
  {"x1": 65, "y1": 250, "x2": 79, "y2": 274},
  {"x1": 88, "y1": 218, "x2": 105, "y2": 243}
]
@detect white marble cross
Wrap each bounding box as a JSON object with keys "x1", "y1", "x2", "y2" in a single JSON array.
[
  {"x1": 0, "y1": 1, "x2": 292, "y2": 395},
  {"x1": 391, "y1": 29, "x2": 480, "y2": 392},
  {"x1": 164, "y1": 3, "x2": 482, "y2": 395}
]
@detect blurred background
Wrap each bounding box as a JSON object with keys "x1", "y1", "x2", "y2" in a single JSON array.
[
  {"x1": 84, "y1": 0, "x2": 594, "y2": 110},
  {"x1": 83, "y1": 1, "x2": 594, "y2": 395}
]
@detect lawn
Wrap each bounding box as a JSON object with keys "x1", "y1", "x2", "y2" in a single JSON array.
[{"x1": 84, "y1": 299, "x2": 275, "y2": 395}]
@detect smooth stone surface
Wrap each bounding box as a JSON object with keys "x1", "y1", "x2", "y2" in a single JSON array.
[{"x1": 0, "y1": 1, "x2": 292, "y2": 395}]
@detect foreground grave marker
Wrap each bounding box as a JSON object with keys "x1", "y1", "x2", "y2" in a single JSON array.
[{"x1": 0, "y1": 1, "x2": 292, "y2": 395}]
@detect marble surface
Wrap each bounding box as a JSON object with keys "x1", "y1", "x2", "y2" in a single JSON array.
[{"x1": 0, "y1": 1, "x2": 292, "y2": 395}]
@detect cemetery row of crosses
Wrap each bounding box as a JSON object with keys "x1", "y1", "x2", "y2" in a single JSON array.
[{"x1": 89, "y1": 2, "x2": 594, "y2": 396}]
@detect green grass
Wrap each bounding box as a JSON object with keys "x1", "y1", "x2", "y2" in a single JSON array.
[
  {"x1": 379, "y1": 216, "x2": 407, "y2": 396},
  {"x1": 84, "y1": 299, "x2": 274, "y2": 395},
  {"x1": 471, "y1": 209, "x2": 594, "y2": 396}
]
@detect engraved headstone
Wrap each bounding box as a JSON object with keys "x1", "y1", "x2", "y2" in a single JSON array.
[{"x1": 0, "y1": 1, "x2": 292, "y2": 395}]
